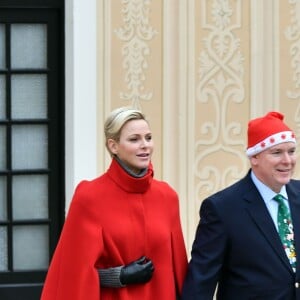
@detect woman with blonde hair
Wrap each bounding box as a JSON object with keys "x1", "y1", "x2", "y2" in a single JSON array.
[{"x1": 41, "y1": 106, "x2": 187, "y2": 300}]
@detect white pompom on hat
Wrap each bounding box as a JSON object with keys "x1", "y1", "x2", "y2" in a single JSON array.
[{"x1": 246, "y1": 111, "x2": 296, "y2": 157}]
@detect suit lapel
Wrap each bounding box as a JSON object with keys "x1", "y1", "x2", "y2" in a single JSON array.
[
  {"x1": 286, "y1": 183, "x2": 300, "y2": 274},
  {"x1": 244, "y1": 180, "x2": 293, "y2": 273}
]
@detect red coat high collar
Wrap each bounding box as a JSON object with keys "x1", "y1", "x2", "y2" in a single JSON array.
[{"x1": 107, "y1": 158, "x2": 154, "y2": 193}]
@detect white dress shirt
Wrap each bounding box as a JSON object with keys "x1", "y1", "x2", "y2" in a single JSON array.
[{"x1": 250, "y1": 170, "x2": 291, "y2": 231}]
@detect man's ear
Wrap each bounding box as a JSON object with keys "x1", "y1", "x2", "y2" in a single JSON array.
[
  {"x1": 107, "y1": 139, "x2": 118, "y2": 155},
  {"x1": 250, "y1": 154, "x2": 259, "y2": 166}
]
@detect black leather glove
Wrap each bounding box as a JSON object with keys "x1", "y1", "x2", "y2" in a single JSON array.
[{"x1": 119, "y1": 256, "x2": 154, "y2": 285}]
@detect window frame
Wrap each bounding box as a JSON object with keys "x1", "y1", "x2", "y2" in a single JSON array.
[{"x1": 0, "y1": 4, "x2": 65, "y2": 296}]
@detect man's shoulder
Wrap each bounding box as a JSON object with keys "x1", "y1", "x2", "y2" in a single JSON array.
[
  {"x1": 204, "y1": 174, "x2": 253, "y2": 209},
  {"x1": 288, "y1": 178, "x2": 300, "y2": 191},
  {"x1": 289, "y1": 178, "x2": 300, "y2": 185},
  {"x1": 214, "y1": 173, "x2": 250, "y2": 196}
]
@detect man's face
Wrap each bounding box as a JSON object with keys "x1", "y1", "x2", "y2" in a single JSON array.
[{"x1": 250, "y1": 142, "x2": 297, "y2": 193}]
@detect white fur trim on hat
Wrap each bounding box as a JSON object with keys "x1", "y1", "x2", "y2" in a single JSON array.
[{"x1": 246, "y1": 130, "x2": 296, "y2": 157}]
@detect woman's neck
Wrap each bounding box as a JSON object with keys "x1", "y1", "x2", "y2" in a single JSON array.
[{"x1": 114, "y1": 156, "x2": 148, "y2": 178}]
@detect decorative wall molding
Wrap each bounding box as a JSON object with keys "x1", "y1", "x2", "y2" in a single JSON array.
[
  {"x1": 284, "y1": 0, "x2": 300, "y2": 177},
  {"x1": 115, "y1": 0, "x2": 158, "y2": 109},
  {"x1": 195, "y1": 0, "x2": 247, "y2": 201},
  {"x1": 285, "y1": 0, "x2": 300, "y2": 100}
]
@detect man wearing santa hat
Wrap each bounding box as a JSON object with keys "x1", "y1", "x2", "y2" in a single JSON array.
[{"x1": 182, "y1": 111, "x2": 300, "y2": 299}]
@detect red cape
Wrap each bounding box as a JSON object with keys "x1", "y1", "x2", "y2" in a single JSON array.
[{"x1": 41, "y1": 159, "x2": 187, "y2": 299}]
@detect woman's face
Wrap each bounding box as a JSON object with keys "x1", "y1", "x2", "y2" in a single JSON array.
[{"x1": 108, "y1": 119, "x2": 154, "y2": 174}]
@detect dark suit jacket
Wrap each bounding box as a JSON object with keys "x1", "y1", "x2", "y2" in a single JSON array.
[{"x1": 182, "y1": 170, "x2": 300, "y2": 300}]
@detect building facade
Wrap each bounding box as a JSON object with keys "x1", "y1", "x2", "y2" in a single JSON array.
[{"x1": 1, "y1": 0, "x2": 300, "y2": 298}]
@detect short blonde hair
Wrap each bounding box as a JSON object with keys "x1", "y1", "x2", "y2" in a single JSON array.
[{"x1": 104, "y1": 106, "x2": 148, "y2": 156}]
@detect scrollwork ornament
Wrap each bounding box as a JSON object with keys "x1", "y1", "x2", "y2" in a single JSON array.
[
  {"x1": 115, "y1": 0, "x2": 158, "y2": 109},
  {"x1": 195, "y1": 0, "x2": 247, "y2": 198}
]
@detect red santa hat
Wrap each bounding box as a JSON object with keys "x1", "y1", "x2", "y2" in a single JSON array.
[{"x1": 246, "y1": 111, "x2": 296, "y2": 157}]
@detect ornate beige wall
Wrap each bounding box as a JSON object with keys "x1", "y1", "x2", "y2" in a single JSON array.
[{"x1": 97, "y1": 0, "x2": 300, "y2": 253}]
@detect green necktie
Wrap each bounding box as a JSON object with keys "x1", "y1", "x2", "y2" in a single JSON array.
[{"x1": 273, "y1": 194, "x2": 296, "y2": 272}]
